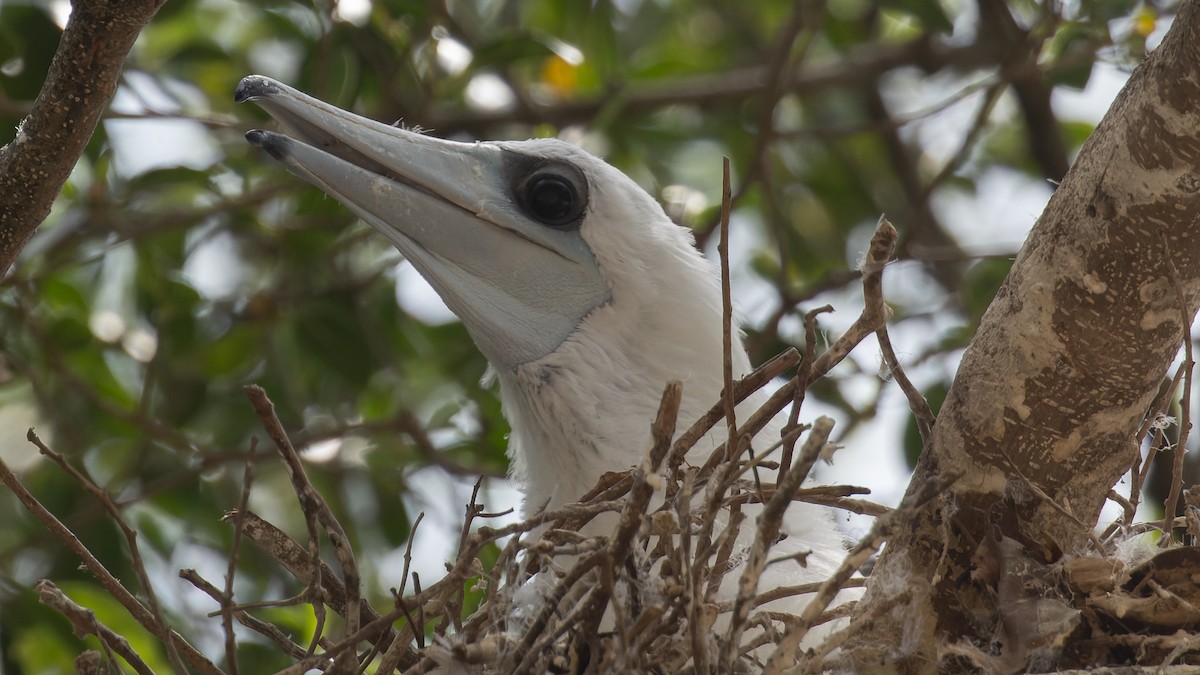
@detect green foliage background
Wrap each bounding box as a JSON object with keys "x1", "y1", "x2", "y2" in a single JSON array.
[{"x1": 0, "y1": 0, "x2": 1161, "y2": 670}]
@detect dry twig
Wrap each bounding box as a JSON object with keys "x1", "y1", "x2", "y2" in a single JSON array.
[
  {"x1": 0, "y1": 439, "x2": 221, "y2": 675},
  {"x1": 35, "y1": 580, "x2": 155, "y2": 675}
]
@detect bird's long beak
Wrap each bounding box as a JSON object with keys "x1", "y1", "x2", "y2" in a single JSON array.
[{"x1": 236, "y1": 75, "x2": 609, "y2": 368}]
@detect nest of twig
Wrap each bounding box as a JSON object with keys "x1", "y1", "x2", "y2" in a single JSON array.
[{"x1": 194, "y1": 354, "x2": 885, "y2": 673}]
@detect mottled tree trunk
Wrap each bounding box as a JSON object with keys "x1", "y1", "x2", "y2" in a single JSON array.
[{"x1": 851, "y1": 4, "x2": 1200, "y2": 671}]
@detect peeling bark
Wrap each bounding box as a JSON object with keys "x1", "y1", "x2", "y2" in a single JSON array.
[
  {"x1": 0, "y1": 0, "x2": 165, "y2": 277},
  {"x1": 852, "y1": 3, "x2": 1200, "y2": 671}
]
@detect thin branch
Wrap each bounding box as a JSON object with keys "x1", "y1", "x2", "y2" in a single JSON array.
[
  {"x1": 244, "y1": 384, "x2": 362, "y2": 668},
  {"x1": 221, "y1": 451, "x2": 257, "y2": 675},
  {"x1": 720, "y1": 157, "x2": 738, "y2": 472},
  {"x1": 374, "y1": 511, "x2": 426, "y2": 673},
  {"x1": 781, "y1": 306, "x2": 833, "y2": 473},
  {"x1": 876, "y1": 324, "x2": 935, "y2": 443},
  {"x1": 435, "y1": 36, "x2": 1004, "y2": 136},
  {"x1": 1159, "y1": 232, "x2": 1196, "y2": 543},
  {"x1": 26, "y1": 431, "x2": 188, "y2": 674},
  {"x1": 713, "y1": 218, "x2": 898, "y2": 456},
  {"x1": 179, "y1": 569, "x2": 312, "y2": 662}
]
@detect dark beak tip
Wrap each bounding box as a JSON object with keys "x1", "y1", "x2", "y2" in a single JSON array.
[
  {"x1": 234, "y1": 75, "x2": 280, "y2": 104},
  {"x1": 244, "y1": 129, "x2": 289, "y2": 160},
  {"x1": 244, "y1": 129, "x2": 267, "y2": 146}
]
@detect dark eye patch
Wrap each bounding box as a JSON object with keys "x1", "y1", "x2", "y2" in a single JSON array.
[{"x1": 505, "y1": 154, "x2": 589, "y2": 229}]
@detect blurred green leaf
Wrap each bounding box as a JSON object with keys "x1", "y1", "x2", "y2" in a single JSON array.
[
  {"x1": 1045, "y1": 24, "x2": 1102, "y2": 90},
  {"x1": 1061, "y1": 119, "x2": 1098, "y2": 155},
  {"x1": 290, "y1": 295, "x2": 378, "y2": 389},
  {"x1": 882, "y1": 0, "x2": 955, "y2": 33}
]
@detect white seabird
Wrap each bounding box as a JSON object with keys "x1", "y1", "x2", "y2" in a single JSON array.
[{"x1": 235, "y1": 75, "x2": 850, "y2": 646}]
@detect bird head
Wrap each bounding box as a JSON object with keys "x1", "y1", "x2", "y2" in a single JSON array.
[{"x1": 235, "y1": 75, "x2": 708, "y2": 373}]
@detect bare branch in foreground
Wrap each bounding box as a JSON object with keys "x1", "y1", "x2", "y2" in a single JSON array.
[
  {"x1": 0, "y1": 440, "x2": 221, "y2": 675},
  {"x1": 244, "y1": 383, "x2": 361, "y2": 671},
  {"x1": 26, "y1": 430, "x2": 187, "y2": 674}
]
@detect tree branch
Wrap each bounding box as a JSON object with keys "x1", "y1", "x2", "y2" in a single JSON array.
[
  {"x1": 0, "y1": 0, "x2": 165, "y2": 276},
  {"x1": 851, "y1": 0, "x2": 1200, "y2": 667}
]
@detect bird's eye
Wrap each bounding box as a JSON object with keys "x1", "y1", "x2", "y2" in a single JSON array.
[{"x1": 519, "y1": 171, "x2": 586, "y2": 227}]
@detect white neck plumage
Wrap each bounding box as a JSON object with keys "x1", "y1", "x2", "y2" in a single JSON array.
[{"x1": 496, "y1": 224, "x2": 754, "y2": 517}]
